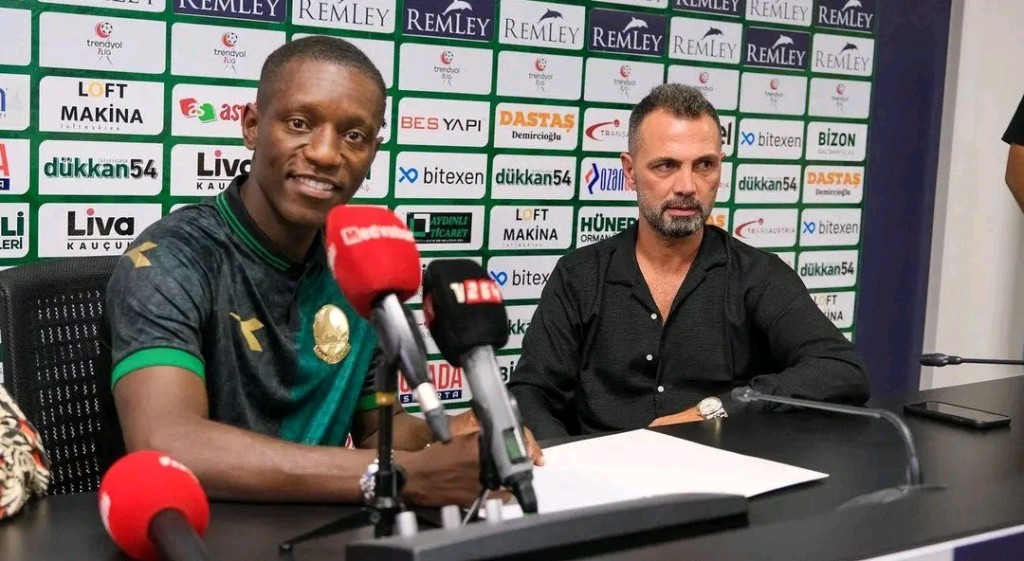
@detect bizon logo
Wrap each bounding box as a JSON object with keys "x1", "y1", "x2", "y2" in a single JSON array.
[
  {"x1": 171, "y1": 24, "x2": 285, "y2": 80},
  {"x1": 0, "y1": 73, "x2": 30, "y2": 131},
  {"x1": 589, "y1": 8, "x2": 667, "y2": 57},
  {"x1": 797, "y1": 250, "x2": 858, "y2": 289},
  {"x1": 486, "y1": 254, "x2": 560, "y2": 300},
  {"x1": 175, "y1": 0, "x2": 286, "y2": 23},
  {"x1": 734, "y1": 163, "x2": 801, "y2": 204},
  {"x1": 488, "y1": 206, "x2": 573, "y2": 251},
  {"x1": 812, "y1": 33, "x2": 874, "y2": 77},
  {"x1": 491, "y1": 154, "x2": 576, "y2": 200},
  {"x1": 577, "y1": 206, "x2": 637, "y2": 247},
  {"x1": 0, "y1": 140, "x2": 29, "y2": 196},
  {"x1": 398, "y1": 43, "x2": 493, "y2": 95},
  {"x1": 291, "y1": 0, "x2": 394, "y2": 33},
  {"x1": 404, "y1": 0, "x2": 495, "y2": 42},
  {"x1": 40, "y1": 12, "x2": 166, "y2": 74},
  {"x1": 808, "y1": 78, "x2": 870, "y2": 119},
  {"x1": 39, "y1": 140, "x2": 162, "y2": 196},
  {"x1": 744, "y1": 27, "x2": 810, "y2": 71},
  {"x1": 667, "y1": 65, "x2": 739, "y2": 111},
  {"x1": 731, "y1": 208, "x2": 798, "y2": 248},
  {"x1": 803, "y1": 165, "x2": 863, "y2": 204},
  {"x1": 737, "y1": 118, "x2": 804, "y2": 160},
  {"x1": 496, "y1": 51, "x2": 582, "y2": 101},
  {"x1": 493, "y1": 103, "x2": 579, "y2": 151},
  {"x1": 672, "y1": 0, "x2": 744, "y2": 17},
  {"x1": 395, "y1": 151, "x2": 487, "y2": 199},
  {"x1": 580, "y1": 157, "x2": 634, "y2": 201},
  {"x1": 746, "y1": 0, "x2": 812, "y2": 26},
  {"x1": 499, "y1": 0, "x2": 585, "y2": 51},
  {"x1": 40, "y1": 77, "x2": 164, "y2": 135},
  {"x1": 0, "y1": 203, "x2": 29, "y2": 258},
  {"x1": 397, "y1": 97, "x2": 490, "y2": 147},
  {"x1": 172, "y1": 84, "x2": 254, "y2": 138},
  {"x1": 817, "y1": 0, "x2": 875, "y2": 33},
  {"x1": 394, "y1": 205, "x2": 484, "y2": 251},
  {"x1": 669, "y1": 16, "x2": 742, "y2": 64},
  {"x1": 811, "y1": 291, "x2": 855, "y2": 329},
  {"x1": 799, "y1": 208, "x2": 861, "y2": 247},
  {"x1": 39, "y1": 203, "x2": 162, "y2": 257},
  {"x1": 739, "y1": 72, "x2": 807, "y2": 115},
  {"x1": 806, "y1": 122, "x2": 867, "y2": 161},
  {"x1": 582, "y1": 107, "x2": 631, "y2": 153},
  {"x1": 584, "y1": 57, "x2": 663, "y2": 104},
  {"x1": 170, "y1": 144, "x2": 252, "y2": 196}
]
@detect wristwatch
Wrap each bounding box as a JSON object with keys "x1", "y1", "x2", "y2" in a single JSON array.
[
  {"x1": 359, "y1": 459, "x2": 380, "y2": 504},
  {"x1": 696, "y1": 397, "x2": 728, "y2": 420}
]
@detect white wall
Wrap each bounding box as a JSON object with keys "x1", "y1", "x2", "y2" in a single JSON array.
[{"x1": 923, "y1": 0, "x2": 1024, "y2": 390}]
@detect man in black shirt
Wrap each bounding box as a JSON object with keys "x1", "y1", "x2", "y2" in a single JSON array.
[
  {"x1": 1003, "y1": 93, "x2": 1024, "y2": 213},
  {"x1": 508, "y1": 84, "x2": 869, "y2": 439}
]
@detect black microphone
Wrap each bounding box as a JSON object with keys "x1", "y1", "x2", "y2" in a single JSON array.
[
  {"x1": 920, "y1": 353, "x2": 1024, "y2": 367},
  {"x1": 422, "y1": 259, "x2": 538, "y2": 514},
  {"x1": 731, "y1": 387, "x2": 943, "y2": 508}
]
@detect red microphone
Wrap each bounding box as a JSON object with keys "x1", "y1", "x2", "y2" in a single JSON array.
[
  {"x1": 99, "y1": 451, "x2": 211, "y2": 561},
  {"x1": 325, "y1": 205, "x2": 452, "y2": 443}
]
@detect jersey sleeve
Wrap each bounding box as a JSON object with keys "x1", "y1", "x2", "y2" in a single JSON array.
[{"x1": 107, "y1": 229, "x2": 213, "y2": 388}]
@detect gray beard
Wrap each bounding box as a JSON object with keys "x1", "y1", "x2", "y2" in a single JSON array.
[{"x1": 638, "y1": 193, "x2": 710, "y2": 239}]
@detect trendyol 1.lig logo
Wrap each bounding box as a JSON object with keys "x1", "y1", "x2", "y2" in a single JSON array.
[
  {"x1": 216, "y1": 31, "x2": 246, "y2": 73},
  {"x1": 90, "y1": 21, "x2": 123, "y2": 66}
]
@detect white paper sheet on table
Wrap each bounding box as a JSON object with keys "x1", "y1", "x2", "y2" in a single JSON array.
[{"x1": 502, "y1": 429, "x2": 828, "y2": 518}]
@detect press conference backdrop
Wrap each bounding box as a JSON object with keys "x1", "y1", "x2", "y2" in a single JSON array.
[{"x1": 0, "y1": 0, "x2": 875, "y2": 412}]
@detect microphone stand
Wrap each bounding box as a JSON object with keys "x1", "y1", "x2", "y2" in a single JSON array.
[
  {"x1": 279, "y1": 355, "x2": 428, "y2": 551},
  {"x1": 733, "y1": 389, "x2": 944, "y2": 509}
]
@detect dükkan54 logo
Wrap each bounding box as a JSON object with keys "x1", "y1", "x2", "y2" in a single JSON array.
[{"x1": 44, "y1": 157, "x2": 158, "y2": 180}]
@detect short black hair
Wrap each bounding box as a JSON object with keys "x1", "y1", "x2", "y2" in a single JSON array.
[
  {"x1": 256, "y1": 35, "x2": 387, "y2": 117},
  {"x1": 628, "y1": 84, "x2": 721, "y2": 153}
]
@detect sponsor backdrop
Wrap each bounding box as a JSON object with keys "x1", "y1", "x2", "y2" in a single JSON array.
[{"x1": 0, "y1": 0, "x2": 876, "y2": 412}]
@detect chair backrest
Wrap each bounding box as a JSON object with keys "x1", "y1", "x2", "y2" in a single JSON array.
[{"x1": 0, "y1": 256, "x2": 125, "y2": 495}]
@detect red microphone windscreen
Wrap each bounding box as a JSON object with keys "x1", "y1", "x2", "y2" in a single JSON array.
[
  {"x1": 325, "y1": 205, "x2": 422, "y2": 318},
  {"x1": 98, "y1": 451, "x2": 210, "y2": 561}
]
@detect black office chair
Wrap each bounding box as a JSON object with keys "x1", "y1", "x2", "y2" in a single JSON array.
[{"x1": 0, "y1": 256, "x2": 125, "y2": 495}]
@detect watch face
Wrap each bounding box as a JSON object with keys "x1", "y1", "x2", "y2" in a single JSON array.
[{"x1": 699, "y1": 398, "x2": 722, "y2": 416}]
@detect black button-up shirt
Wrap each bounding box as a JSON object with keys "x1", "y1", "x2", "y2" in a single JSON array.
[{"x1": 507, "y1": 223, "x2": 869, "y2": 439}]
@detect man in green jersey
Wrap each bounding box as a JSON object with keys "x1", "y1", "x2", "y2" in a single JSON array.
[{"x1": 107, "y1": 36, "x2": 539, "y2": 508}]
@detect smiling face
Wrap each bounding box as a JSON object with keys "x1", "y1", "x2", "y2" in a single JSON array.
[
  {"x1": 621, "y1": 108, "x2": 723, "y2": 239},
  {"x1": 241, "y1": 58, "x2": 385, "y2": 231}
]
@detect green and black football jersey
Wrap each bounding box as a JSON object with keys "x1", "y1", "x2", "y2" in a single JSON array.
[{"x1": 107, "y1": 176, "x2": 378, "y2": 446}]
